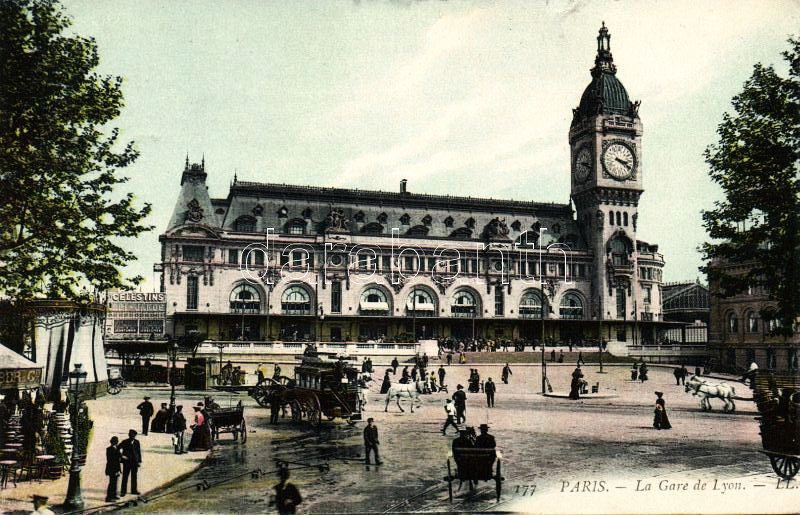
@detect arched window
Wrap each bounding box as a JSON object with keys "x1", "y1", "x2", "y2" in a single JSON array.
[
  {"x1": 746, "y1": 310, "x2": 760, "y2": 333},
  {"x1": 399, "y1": 213, "x2": 410, "y2": 225},
  {"x1": 764, "y1": 311, "x2": 781, "y2": 333},
  {"x1": 451, "y1": 288, "x2": 479, "y2": 318},
  {"x1": 615, "y1": 212, "x2": 621, "y2": 226},
  {"x1": 559, "y1": 292, "x2": 584, "y2": 320},
  {"x1": 283, "y1": 218, "x2": 306, "y2": 235},
  {"x1": 519, "y1": 290, "x2": 544, "y2": 319},
  {"x1": 608, "y1": 211, "x2": 614, "y2": 226},
  {"x1": 234, "y1": 216, "x2": 256, "y2": 233},
  {"x1": 610, "y1": 237, "x2": 629, "y2": 265},
  {"x1": 281, "y1": 285, "x2": 312, "y2": 315},
  {"x1": 726, "y1": 312, "x2": 738, "y2": 334},
  {"x1": 623, "y1": 212, "x2": 629, "y2": 226},
  {"x1": 360, "y1": 287, "x2": 390, "y2": 315},
  {"x1": 230, "y1": 284, "x2": 261, "y2": 313},
  {"x1": 406, "y1": 287, "x2": 436, "y2": 317}
]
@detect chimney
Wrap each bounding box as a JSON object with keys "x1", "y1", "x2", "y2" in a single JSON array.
[{"x1": 400, "y1": 179, "x2": 408, "y2": 194}]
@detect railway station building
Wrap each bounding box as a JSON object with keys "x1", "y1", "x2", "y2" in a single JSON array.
[{"x1": 156, "y1": 25, "x2": 668, "y2": 346}]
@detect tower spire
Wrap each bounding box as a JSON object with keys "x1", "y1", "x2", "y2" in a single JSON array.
[
  {"x1": 185, "y1": 153, "x2": 189, "y2": 170},
  {"x1": 201, "y1": 153, "x2": 205, "y2": 170},
  {"x1": 593, "y1": 22, "x2": 616, "y2": 75}
]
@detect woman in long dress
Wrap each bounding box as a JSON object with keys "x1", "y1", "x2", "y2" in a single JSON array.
[
  {"x1": 380, "y1": 370, "x2": 391, "y2": 394},
  {"x1": 653, "y1": 391, "x2": 672, "y2": 430},
  {"x1": 188, "y1": 406, "x2": 209, "y2": 451},
  {"x1": 568, "y1": 366, "x2": 584, "y2": 400}
]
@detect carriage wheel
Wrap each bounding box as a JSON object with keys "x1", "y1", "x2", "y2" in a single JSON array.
[
  {"x1": 291, "y1": 401, "x2": 302, "y2": 422},
  {"x1": 108, "y1": 383, "x2": 122, "y2": 395},
  {"x1": 770, "y1": 455, "x2": 800, "y2": 479},
  {"x1": 309, "y1": 395, "x2": 323, "y2": 428},
  {"x1": 240, "y1": 419, "x2": 247, "y2": 443},
  {"x1": 495, "y1": 459, "x2": 503, "y2": 502},
  {"x1": 446, "y1": 459, "x2": 453, "y2": 503},
  {"x1": 253, "y1": 387, "x2": 270, "y2": 407}
]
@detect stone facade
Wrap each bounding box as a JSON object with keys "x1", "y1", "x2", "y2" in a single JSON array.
[
  {"x1": 708, "y1": 261, "x2": 800, "y2": 372},
  {"x1": 156, "y1": 25, "x2": 665, "y2": 345}
]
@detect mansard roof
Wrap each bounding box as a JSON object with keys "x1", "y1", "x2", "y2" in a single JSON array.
[
  {"x1": 207, "y1": 180, "x2": 586, "y2": 249},
  {"x1": 227, "y1": 181, "x2": 572, "y2": 216}
]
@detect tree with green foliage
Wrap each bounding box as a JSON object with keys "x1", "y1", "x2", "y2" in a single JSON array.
[
  {"x1": 701, "y1": 37, "x2": 800, "y2": 337},
  {"x1": 0, "y1": 0, "x2": 152, "y2": 301}
]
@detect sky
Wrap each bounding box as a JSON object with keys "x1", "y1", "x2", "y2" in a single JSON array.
[{"x1": 60, "y1": 0, "x2": 800, "y2": 291}]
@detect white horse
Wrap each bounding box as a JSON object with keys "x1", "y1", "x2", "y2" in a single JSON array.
[
  {"x1": 385, "y1": 380, "x2": 425, "y2": 413},
  {"x1": 685, "y1": 375, "x2": 737, "y2": 412}
]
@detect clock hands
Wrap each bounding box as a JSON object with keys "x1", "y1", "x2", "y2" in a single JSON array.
[{"x1": 615, "y1": 157, "x2": 631, "y2": 168}]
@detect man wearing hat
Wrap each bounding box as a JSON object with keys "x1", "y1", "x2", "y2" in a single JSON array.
[
  {"x1": 119, "y1": 429, "x2": 142, "y2": 496},
  {"x1": 475, "y1": 424, "x2": 496, "y2": 476},
  {"x1": 484, "y1": 377, "x2": 496, "y2": 408},
  {"x1": 31, "y1": 495, "x2": 55, "y2": 515},
  {"x1": 441, "y1": 399, "x2": 459, "y2": 435},
  {"x1": 271, "y1": 465, "x2": 302, "y2": 514},
  {"x1": 105, "y1": 436, "x2": 122, "y2": 501},
  {"x1": 363, "y1": 417, "x2": 382, "y2": 465},
  {"x1": 137, "y1": 396, "x2": 154, "y2": 435},
  {"x1": 452, "y1": 384, "x2": 467, "y2": 424}
]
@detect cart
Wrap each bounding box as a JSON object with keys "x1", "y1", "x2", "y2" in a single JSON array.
[
  {"x1": 107, "y1": 368, "x2": 126, "y2": 395},
  {"x1": 749, "y1": 370, "x2": 800, "y2": 479},
  {"x1": 445, "y1": 448, "x2": 504, "y2": 502},
  {"x1": 208, "y1": 402, "x2": 247, "y2": 443}
]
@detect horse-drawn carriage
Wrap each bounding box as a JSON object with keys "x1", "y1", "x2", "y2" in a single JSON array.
[
  {"x1": 207, "y1": 401, "x2": 247, "y2": 442},
  {"x1": 749, "y1": 370, "x2": 800, "y2": 479},
  {"x1": 445, "y1": 447, "x2": 504, "y2": 502},
  {"x1": 248, "y1": 350, "x2": 363, "y2": 427}
]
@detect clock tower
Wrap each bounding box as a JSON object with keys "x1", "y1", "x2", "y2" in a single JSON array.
[{"x1": 569, "y1": 23, "x2": 643, "y2": 326}]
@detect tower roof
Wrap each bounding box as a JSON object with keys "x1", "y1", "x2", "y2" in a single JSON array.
[{"x1": 572, "y1": 23, "x2": 635, "y2": 122}]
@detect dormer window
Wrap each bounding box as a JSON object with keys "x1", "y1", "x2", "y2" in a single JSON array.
[
  {"x1": 215, "y1": 208, "x2": 225, "y2": 215},
  {"x1": 277, "y1": 206, "x2": 288, "y2": 218},
  {"x1": 444, "y1": 216, "x2": 454, "y2": 228},
  {"x1": 552, "y1": 223, "x2": 561, "y2": 234},
  {"x1": 511, "y1": 220, "x2": 521, "y2": 231},
  {"x1": 465, "y1": 217, "x2": 475, "y2": 229},
  {"x1": 400, "y1": 213, "x2": 410, "y2": 225},
  {"x1": 354, "y1": 211, "x2": 365, "y2": 223},
  {"x1": 422, "y1": 214, "x2": 432, "y2": 227},
  {"x1": 286, "y1": 218, "x2": 306, "y2": 235},
  {"x1": 234, "y1": 215, "x2": 256, "y2": 233},
  {"x1": 252, "y1": 204, "x2": 264, "y2": 216},
  {"x1": 377, "y1": 212, "x2": 388, "y2": 224},
  {"x1": 302, "y1": 207, "x2": 313, "y2": 219}
]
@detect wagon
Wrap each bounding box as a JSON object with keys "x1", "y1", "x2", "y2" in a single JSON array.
[
  {"x1": 445, "y1": 448, "x2": 504, "y2": 502},
  {"x1": 284, "y1": 353, "x2": 363, "y2": 427},
  {"x1": 208, "y1": 402, "x2": 247, "y2": 442},
  {"x1": 749, "y1": 370, "x2": 800, "y2": 479}
]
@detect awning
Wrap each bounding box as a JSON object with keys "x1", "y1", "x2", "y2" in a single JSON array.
[
  {"x1": 406, "y1": 300, "x2": 435, "y2": 311},
  {"x1": 0, "y1": 345, "x2": 42, "y2": 389},
  {"x1": 360, "y1": 301, "x2": 389, "y2": 311}
]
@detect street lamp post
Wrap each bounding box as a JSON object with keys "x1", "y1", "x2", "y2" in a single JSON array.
[
  {"x1": 215, "y1": 342, "x2": 225, "y2": 384},
  {"x1": 166, "y1": 341, "x2": 179, "y2": 431},
  {"x1": 541, "y1": 293, "x2": 547, "y2": 394},
  {"x1": 64, "y1": 363, "x2": 88, "y2": 510},
  {"x1": 597, "y1": 295, "x2": 606, "y2": 374}
]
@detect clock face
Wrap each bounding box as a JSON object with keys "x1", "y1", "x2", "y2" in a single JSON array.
[
  {"x1": 602, "y1": 142, "x2": 636, "y2": 180},
  {"x1": 573, "y1": 147, "x2": 592, "y2": 182}
]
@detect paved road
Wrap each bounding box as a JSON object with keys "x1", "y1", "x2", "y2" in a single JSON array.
[{"x1": 121, "y1": 365, "x2": 798, "y2": 513}]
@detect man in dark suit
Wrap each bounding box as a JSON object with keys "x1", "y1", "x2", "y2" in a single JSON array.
[
  {"x1": 363, "y1": 418, "x2": 382, "y2": 465},
  {"x1": 137, "y1": 397, "x2": 154, "y2": 436},
  {"x1": 391, "y1": 357, "x2": 399, "y2": 375},
  {"x1": 452, "y1": 384, "x2": 467, "y2": 424},
  {"x1": 105, "y1": 436, "x2": 121, "y2": 501},
  {"x1": 484, "y1": 378, "x2": 496, "y2": 407},
  {"x1": 119, "y1": 429, "x2": 142, "y2": 496}
]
